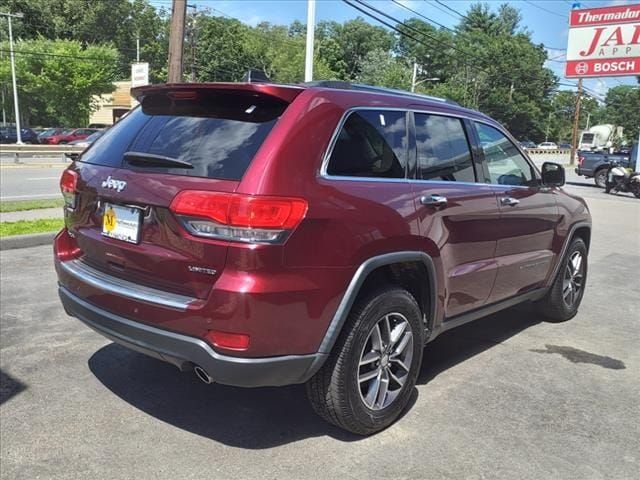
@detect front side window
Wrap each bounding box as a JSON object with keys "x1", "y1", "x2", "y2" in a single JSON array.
[
  {"x1": 474, "y1": 123, "x2": 536, "y2": 187},
  {"x1": 415, "y1": 113, "x2": 475, "y2": 182},
  {"x1": 326, "y1": 110, "x2": 408, "y2": 179}
]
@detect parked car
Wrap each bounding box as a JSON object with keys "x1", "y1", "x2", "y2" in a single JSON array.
[
  {"x1": 558, "y1": 142, "x2": 572, "y2": 149},
  {"x1": 68, "y1": 129, "x2": 105, "y2": 148},
  {"x1": 575, "y1": 149, "x2": 633, "y2": 188},
  {"x1": 37, "y1": 127, "x2": 66, "y2": 143},
  {"x1": 54, "y1": 81, "x2": 592, "y2": 435},
  {"x1": 0, "y1": 126, "x2": 39, "y2": 144},
  {"x1": 537, "y1": 141, "x2": 558, "y2": 150},
  {"x1": 42, "y1": 128, "x2": 98, "y2": 145},
  {"x1": 519, "y1": 140, "x2": 536, "y2": 149}
]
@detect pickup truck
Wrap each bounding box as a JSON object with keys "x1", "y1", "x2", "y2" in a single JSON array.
[{"x1": 575, "y1": 145, "x2": 637, "y2": 188}]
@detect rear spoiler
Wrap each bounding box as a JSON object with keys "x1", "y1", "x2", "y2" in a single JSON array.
[{"x1": 131, "y1": 82, "x2": 305, "y2": 104}]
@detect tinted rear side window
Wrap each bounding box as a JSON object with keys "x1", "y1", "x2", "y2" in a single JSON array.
[
  {"x1": 415, "y1": 113, "x2": 475, "y2": 182},
  {"x1": 327, "y1": 110, "x2": 408, "y2": 179},
  {"x1": 79, "y1": 90, "x2": 287, "y2": 180}
]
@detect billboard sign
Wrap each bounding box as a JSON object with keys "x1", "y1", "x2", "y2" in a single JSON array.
[
  {"x1": 131, "y1": 62, "x2": 149, "y2": 88},
  {"x1": 566, "y1": 4, "x2": 640, "y2": 78}
]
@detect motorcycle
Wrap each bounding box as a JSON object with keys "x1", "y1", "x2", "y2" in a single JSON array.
[{"x1": 604, "y1": 161, "x2": 640, "y2": 198}]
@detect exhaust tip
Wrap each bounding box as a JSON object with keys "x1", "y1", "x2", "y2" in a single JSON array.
[{"x1": 194, "y1": 365, "x2": 213, "y2": 384}]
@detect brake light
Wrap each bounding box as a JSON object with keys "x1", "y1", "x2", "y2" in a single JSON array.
[
  {"x1": 578, "y1": 156, "x2": 585, "y2": 167},
  {"x1": 60, "y1": 169, "x2": 78, "y2": 209},
  {"x1": 205, "y1": 330, "x2": 250, "y2": 351},
  {"x1": 170, "y1": 191, "x2": 308, "y2": 244},
  {"x1": 54, "y1": 228, "x2": 81, "y2": 261}
]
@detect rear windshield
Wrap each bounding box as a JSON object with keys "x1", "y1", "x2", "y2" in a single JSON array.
[{"x1": 79, "y1": 90, "x2": 288, "y2": 181}]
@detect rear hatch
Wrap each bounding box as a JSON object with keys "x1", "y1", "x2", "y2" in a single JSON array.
[{"x1": 64, "y1": 84, "x2": 301, "y2": 300}]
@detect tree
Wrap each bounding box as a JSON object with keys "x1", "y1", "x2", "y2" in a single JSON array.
[
  {"x1": 602, "y1": 85, "x2": 640, "y2": 142},
  {"x1": 0, "y1": 38, "x2": 118, "y2": 126},
  {"x1": 356, "y1": 49, "x2": 411, "y2": 89}
]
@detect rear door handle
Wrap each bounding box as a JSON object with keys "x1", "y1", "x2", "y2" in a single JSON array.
[
  {"x1": 500, "y1": 197, "x2": 520, "y2": 207},
  {"x1": 420, "y1": 194, "x2": 448, "y2": 207}
]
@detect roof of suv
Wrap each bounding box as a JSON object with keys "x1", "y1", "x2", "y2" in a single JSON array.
[{"x1": 131, "y1": 81, "x2": 495, "y2": 125}]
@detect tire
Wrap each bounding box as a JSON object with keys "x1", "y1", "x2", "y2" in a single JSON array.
[
  {"x1": 306, "y1": 286, "x2": 424, "y2": 435},
  {"x1": 536, "y1": 238, "x2": 587, "y2": 322},
  {"x1": 594, "y1": 169, "x2": 607, "y2": 188},
  {"x1": 59, "y1": 141, "x2": 68, "y2": 145},
  {"x1": 631, "y1": 182, "x2": 640, "y2": 199}
]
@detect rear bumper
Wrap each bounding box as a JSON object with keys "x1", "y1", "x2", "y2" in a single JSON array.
[{"x1": 59, "y1": 286, "x2": 326, "y2": 387}]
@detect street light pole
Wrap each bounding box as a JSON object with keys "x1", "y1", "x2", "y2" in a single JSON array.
[
  {"x1": 1, "y1": 11, "x2": 24, "y2": 144},
  {"x1": 304, "y1": 0, "x2": 316, "y2": 82}
]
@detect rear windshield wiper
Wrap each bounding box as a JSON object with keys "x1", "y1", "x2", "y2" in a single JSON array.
[{"x1": 123, "y1": 151, "x2": 193, "y2": 169}]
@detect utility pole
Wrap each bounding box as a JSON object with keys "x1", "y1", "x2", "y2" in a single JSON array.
[
  {"x1": 136, "y1": 33, "x2": 140, "y2": 62},
  {"x1": 304, "y1": 0, "x2": 315, "y2": 82},
  {"x1": 188, "y1": 4, "x2": 197, "y2": 82},
  {"x1": 411, "y1": 61, "x2": 439, "y2": 93},
  {"x1": 167, "y1": 0, "x2": 187, "y2": 83},
  {"x1": 411, "y1": 62, "x2": 418, "y2": 92},
  {"x1": 1, "y1": 11, "x2": 24, "y2": 144},
  {"x1": 569, "y1": 78, "x2": 583, "y2": 166}
]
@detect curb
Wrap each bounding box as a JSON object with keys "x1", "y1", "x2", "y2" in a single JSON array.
[
  {"x1": 0, "y1": 163, "x2": 69, "y2": 169},
  {"x1": 0, "y1": 232, "x2": 55, "y2": 251}
]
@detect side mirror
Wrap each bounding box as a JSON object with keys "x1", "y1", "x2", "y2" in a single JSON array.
[{"x1": 541, "y1": 162, "x2": 565, "y2": 187}]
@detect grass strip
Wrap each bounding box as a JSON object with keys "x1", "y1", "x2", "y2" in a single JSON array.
[
  {"x1": 0, "y1": 198, "x2": 63, "y2": 213},
  {"x1": 0, "y1": 218, "x2": 63, "y2": 237}
]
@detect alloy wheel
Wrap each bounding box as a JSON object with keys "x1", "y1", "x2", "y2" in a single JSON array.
[
  {"x1": 357, "y1": 312, "x2": 414, "y2": 410},
  {"x1": 562, "y1": 251, "x2": 584, "y2": 308}
]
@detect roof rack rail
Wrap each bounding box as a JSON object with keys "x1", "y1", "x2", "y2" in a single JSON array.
[{"x1": 301, "y1": 81, "x2": 459, "y2": 106}]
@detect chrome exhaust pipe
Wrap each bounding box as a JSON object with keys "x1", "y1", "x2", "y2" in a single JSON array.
[{"x1": 194, "y1": 365, "x2": 213, "y2": 384}]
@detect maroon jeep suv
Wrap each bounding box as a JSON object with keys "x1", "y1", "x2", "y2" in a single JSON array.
[{"x1": 55, "y1": 82, "x2": 591, "y2": 435}]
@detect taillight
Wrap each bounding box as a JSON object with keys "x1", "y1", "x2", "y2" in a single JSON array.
[
  {"x1": 578, "y1": 156, "x2": 585, "y2": 167},
  {"x1": 60, "y1": 169, "x2": 78, "y2": 209},
  {"x1": 170, "y1": 191, "x2": 308, "y2": 244},
  {"x1": 54, "y1": 228, "x2": 81, "y2": 261}
]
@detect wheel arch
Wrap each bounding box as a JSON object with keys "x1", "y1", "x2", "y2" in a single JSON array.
[
  {"x1": 317, "y1": 252, "x2": 437, "y2": 357},
  {"x1": 546, "y1": 222, "x2": 591, "y2": 287}
]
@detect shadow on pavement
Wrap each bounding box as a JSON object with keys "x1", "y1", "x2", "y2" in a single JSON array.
[
  {"x1": 0, "y1": 369, "x2": 27, "y2": 405},
  {"x1": 89, "y1": 304, "x2": 541, "y2": 448}
]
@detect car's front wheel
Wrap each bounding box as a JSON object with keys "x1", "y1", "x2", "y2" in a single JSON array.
[
  {"x1": 536, "y1": 237, "x2": 587, "y2": 322},
  {"x1": 306, "y1": 287, "x2": 423, "y2": 435}
]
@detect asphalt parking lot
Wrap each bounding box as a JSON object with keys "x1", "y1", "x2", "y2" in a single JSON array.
[{"x1": 1, "y1": 176, "x2": 639, "y2": 480}]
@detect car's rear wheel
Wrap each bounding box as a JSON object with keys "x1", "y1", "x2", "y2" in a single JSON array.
[
  {"x1": 594, "y1": 169, "x2": 607, "y2": 188},
  {"x1": 306, "y1": 286, "x2": 423, "y2": 435},
  {"x1": 536, "y1": 237, "x2": 587, "y2": 322}
]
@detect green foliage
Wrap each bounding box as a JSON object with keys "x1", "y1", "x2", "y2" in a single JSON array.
[
  {"x1": 0, "y1": 198, "x2": 63, "y2": 212},
  {"x1": 0, "y1": 38, "x2": 118, "y2": 126},
  {"x1": 0, "y1": 218, "x2": 63, "y2": 237},
  {"x1": 602, "y1": 85, "x2": 640, "y2": 142}
]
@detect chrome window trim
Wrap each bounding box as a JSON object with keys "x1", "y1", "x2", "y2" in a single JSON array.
[
  {"x1": 319, "y1": 106, "x2": 498, "y2": 181},
  {"x1": 59, "y1": 259, "x2": 197, "y2": 311}
]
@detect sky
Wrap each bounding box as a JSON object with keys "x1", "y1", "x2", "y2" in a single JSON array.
[{"x1": 151, "y1": 0, "x2": 639, "y2": 100}]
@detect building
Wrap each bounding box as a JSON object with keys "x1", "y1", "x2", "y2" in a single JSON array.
[{"x1": 89, "y1": 81, "x2": 135, "y2": 127}]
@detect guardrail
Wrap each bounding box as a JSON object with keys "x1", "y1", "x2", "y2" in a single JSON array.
[
  {"x1": 0, "y1": 144, "x2": 84, "y2": 164},
  {"x1": 524, "y1": 148, "x2": 571, "y2": 155}
]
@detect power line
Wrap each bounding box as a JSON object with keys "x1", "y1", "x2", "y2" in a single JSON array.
[
  {"x1": 390, "y1": 0, "x2": 456, "y2": 33},
  {"x1": 431, "y1": 0, "x2": 467, "y2": 20},
  {"x1": 346, "y1": 0, "x2": 488, "y2": 73},
  {"x1": 523, "y1": 1, "x2": 567, "y2": 19}
]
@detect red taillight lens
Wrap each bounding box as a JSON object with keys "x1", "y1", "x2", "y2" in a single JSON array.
[
  {"x1": 170, "y1": 191, "x2": 308, "y2": 244},
  {"x1": 578, "y1": 156, "x2": 585, "y2": 167},
  {"x1": 205, "y1": 330, "x2": 250, "y2": 351},
  {"x1": 54, "y1": 228, "x2": 81, "y2": 261},
  {"x1": 228, "y1": 195, "x2": 307, "y2": 229},
  {"x1": 60, "y1": 169, "x2": 78, "y2": 209}
]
